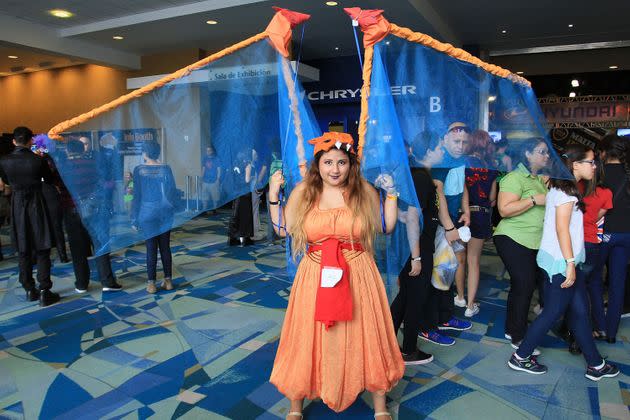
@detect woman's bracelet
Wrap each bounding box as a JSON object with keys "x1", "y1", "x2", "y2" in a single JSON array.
[
  {"x1": 530, "y1": 196, "x2": 536, "y2": 206},
  {"x1": 268, "y1": 200, "x2": 279, "y2": 206},
  {"x1": 411, "y1": 256, "x2": 422, "y2": 262},
  {"x1": 444, "y1": 226, "x2": 456, "y2": 232}
]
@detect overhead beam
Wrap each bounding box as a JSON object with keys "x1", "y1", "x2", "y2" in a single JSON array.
[
  {"x1": 490, "y1": 40, "x2": 630, "y2": 56},
  {"x1": 59, "y1": 0, "x2": 268, "y2": 37},
  {"x1": 0, "y1": 14, "x2": 141, "y2": 69},
  {"x1": 405, "y1": 0, "x2": 461, "y2": 46}
]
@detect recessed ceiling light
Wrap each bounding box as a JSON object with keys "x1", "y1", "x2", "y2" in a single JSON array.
[
  {"x1": 517, "y1": 71, "x2": 524, "y2": 75},
  {"x1": 609, "y1": 65, "x2": 618, "y2": 69},
  {"x1": 8, "y1": 55, "x2": 18, "y2": 59},
  {"x1": 568, "y1": 24, "x2": 574, "y2": 28},
  {"x1": 385, "y1": 41, "x2": 390, "y2": 45},
  {"x1": 571, "y1": 79, "x2": 579, "y2": 87},
  {"x1": 569, "y1": 92, "x2": 576, "y2": 98},
  {"x1": 334, "y1": 47, "x2": 339, "y2": 51},
  {"x1": 501, "y1": 30, "x2": 507, "y2": 34},
  {"x1": 206, "y1": 20, "x2": 218, "y2": 25},
  {"x1": 49, "y1": 9, "x2": 73, "y2": 18},
  {"x1": 488, "y1": 96, "x2": 497, "y2": 102},
  {"x1": 326, "y1": 1, "x2": 338, "y2": 6},
  {"x1": 112, "y1": 35, "x2": 124, "y2": 40}
]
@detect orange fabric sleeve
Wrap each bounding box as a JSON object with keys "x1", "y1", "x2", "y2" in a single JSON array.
[
  {"x1": 280, "y1": 57, "x2": 307, "y2": 169},
  {"x1": 357, "y1": 46, "x2": 374, "y2": 160}
]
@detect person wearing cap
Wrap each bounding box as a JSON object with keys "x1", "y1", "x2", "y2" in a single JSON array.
[
  {"x1": 267, "y1": 132, "x2": 403, "y2": 418},
  {"x1": 419, "y1": 122, "x2": 473, "y2": 346}
]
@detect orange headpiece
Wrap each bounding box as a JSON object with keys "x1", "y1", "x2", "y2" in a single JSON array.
[{"x1": 308, "y1": 132, "x2": 356, "y2": 156}]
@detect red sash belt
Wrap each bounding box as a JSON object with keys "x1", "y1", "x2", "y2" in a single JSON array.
[{"x1": 308, "y1": 238, "x2": 364, "y2": 329}]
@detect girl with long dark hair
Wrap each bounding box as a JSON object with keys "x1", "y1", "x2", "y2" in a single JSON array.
[
  {"x1": 508, "y1": 144, "x2": 619, "y2": 381},
  {"x1": 579, "y1": 156, "x2": 612, "y2": 341}
]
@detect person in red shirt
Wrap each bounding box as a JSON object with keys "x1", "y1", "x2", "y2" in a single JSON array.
[{"x1": 579, "y1": 165, "x2": 613, "y2": 340}]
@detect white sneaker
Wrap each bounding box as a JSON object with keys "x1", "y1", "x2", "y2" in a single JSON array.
[
  {"x1": 465, "y1": 303, "x2": 480, "y2": 317},
  {"x1": 454, "y1": 296, "x2": 467, "y2": 308},
  {"x1": 505, "y1": 333, "x2": 512, "y2": 340},
  {"x1": 511, "y1": 341, "x2": 541, "y2": 356},
  {"x1": 75, "y1": 288, "x2": 87, "y2": 294}
]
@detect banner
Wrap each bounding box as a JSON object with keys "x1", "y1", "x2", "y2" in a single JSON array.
[{"x1": 541, "y1": 101, "x2": 630, "y2": 124}]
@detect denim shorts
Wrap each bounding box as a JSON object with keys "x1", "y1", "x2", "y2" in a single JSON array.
[{"x1": 470, "y1": 210, "x2": 492, "y2": 239}]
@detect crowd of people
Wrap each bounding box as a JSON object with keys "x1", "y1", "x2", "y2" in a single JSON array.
[
  {"x1": 266, "y1": 125, "x2": 628, "y2": 418},
  {"x1": 0, "y1": 124, "x2": 628, "y2": 418},
  {"x1": 0, "y1": 127, "x2": 178, "y2": 304}
]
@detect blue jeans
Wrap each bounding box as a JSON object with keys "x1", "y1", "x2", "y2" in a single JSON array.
[
  {"x1": 139, "y1": 202, "x2": 174, "y2": 282},
  {"x1": 599, "y1": 232, "x2": 630, "y2": 338},
  {"x1": 581, "y1": 243, "x2": 605, "y2": 331},
  {"x1": 517, "y1": 271, "x2": 603, "y2": 367},
  {"x1": 145, "y1": 230, "x2": 172, "y2": 281}
]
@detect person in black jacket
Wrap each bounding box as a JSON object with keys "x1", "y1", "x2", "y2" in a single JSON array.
[
  {"x1": 0, "y1": 127, "x2": 59, "y2": 306},
  {"x1": 38, "y1": 152, "x2": 69, "y2": 263},
  {"x1": 227, "y1": 150, "x2": 254, "y2": 246}
]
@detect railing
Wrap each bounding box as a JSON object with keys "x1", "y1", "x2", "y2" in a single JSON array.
[{"x1": 185, "y1": 175, "x2": 202, "y2": 212}]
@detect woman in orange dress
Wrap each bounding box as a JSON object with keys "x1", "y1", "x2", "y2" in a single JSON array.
[{"x1": 268, "y1": 132, "x2": 404, "y2": 419}]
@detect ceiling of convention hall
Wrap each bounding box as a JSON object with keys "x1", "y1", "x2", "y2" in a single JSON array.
[{"x1": 1, "y1": 0, "x2": 629, "y2": 77}]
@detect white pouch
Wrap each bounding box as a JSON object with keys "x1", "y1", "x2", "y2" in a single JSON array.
[{"x1": 321, "y1": 266, "x2": 343, "y2": 288}]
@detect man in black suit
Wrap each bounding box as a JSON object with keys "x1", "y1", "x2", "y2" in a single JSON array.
[{"x1": 0, "y1": 127, "x2": 60, "y2": 306}]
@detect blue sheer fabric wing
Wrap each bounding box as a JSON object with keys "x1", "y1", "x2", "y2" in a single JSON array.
[
  {"x1": 363, "y1": 41, "x2": 422, "y2": 284},
  {"x1": 48, "y1": 40, "x2": 319, "y2": 258}
]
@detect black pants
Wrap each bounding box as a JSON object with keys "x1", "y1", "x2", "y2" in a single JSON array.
[
  {"x1": 228, "y1": 193, "x2": 254, "y2": 239},
  {"x1": 18, "y1": 249, "x2": 52, "y2": 291},
  {"x1": 64, "y1": 210, "x2": 115, "y2": 289},
  {"x1": 391, "y1": 244, "x2": 435, "y2": 353},
  {"x1": 146, "y1": 231, "x2": 172, "y2": 281},
  {"x1": 494, "y1": 234, "x2": 544, "y2": 343},
  {"x1": 43, "y1": 185, "x2": 68, "y2": 259},
  {"x1": 428, "y1": 287, "x2": 455, "y2": 328}
]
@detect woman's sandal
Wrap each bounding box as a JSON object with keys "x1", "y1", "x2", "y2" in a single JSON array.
[
  {"x1": 286, "y1": 412, "x2": 303, "y2": 419},
  {"x1": 374, "y1": 412, "x2": 392, "y2": 419}
]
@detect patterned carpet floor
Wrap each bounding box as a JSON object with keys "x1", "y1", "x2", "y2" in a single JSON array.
[{"x1": 0, "y1": 213, "x2": 628, "y2": 419}]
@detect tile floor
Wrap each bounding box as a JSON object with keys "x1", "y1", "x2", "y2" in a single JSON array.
[{"x1": 0, "y1": 214, "x2": 628, "y2": 419}]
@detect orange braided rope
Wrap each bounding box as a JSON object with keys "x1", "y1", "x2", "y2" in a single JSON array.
[
  {"x1": 389, "y1": 23, "x2": 530, "y2": 87},
  {"x1": 280, "y1": 57, "x2": 307, "y2": 174},
  {"x1": 48, "y1": 32, "x2": 269, "y2": 139},
  {"x1": 357, "y1": 46, "x2": 374, "y2": 160}
]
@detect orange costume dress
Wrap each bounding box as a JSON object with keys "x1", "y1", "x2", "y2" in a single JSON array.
[{"x1": 270, "y1": 203, "x2": 405, "y2": 412}]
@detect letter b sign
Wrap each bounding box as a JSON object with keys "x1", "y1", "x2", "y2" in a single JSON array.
[{"x1": 430, "y1": 96, "x2": 441, "y2": 113}]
